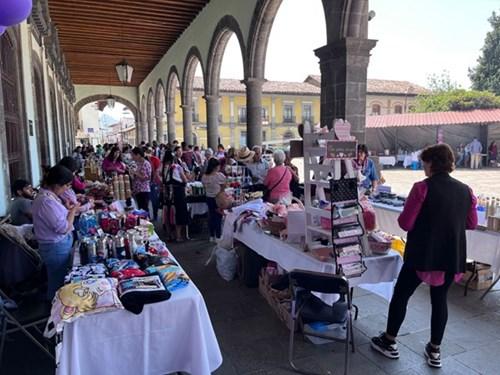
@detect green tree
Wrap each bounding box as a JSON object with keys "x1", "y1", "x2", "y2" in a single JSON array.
[
  {"x1": 426, "y1": 71, "x2": 459, "y2": 93},
  {"x1": 469, "y1": 11, "x2": 500, "y2": 95},
  {"x1": 412, "y1": 89, "x2": 500, "y2": 113}
]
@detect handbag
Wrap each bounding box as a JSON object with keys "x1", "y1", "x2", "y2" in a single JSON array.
[{"x1": 263, "y1": 168, "x2": 289, "y2": 202}]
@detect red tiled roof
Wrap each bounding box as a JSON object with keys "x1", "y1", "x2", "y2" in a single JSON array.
[
  {"x1": 305, "y1": 75, "x2": 428, "y2": 95},
  {"x1": 366, "y1": 109, "x2": 500, "y2": 128},
  {"x1": 191, "y1": 76, "x2": 427, "y2": 96},
  {"x1": 192, "y1": 77, "x2": 320, "y2": 95}
]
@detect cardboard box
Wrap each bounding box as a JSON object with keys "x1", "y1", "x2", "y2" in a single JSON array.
[{"x1": 458, "y1": 264, "x2": 493, "y2": 290}]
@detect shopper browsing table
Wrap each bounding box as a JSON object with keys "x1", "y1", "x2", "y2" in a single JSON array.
[
  {"x1": 130, "y1": 147, "x2": 152, "y2": 212},
  {"x1": 202, "y1": 158, "x2": 226, "y2": 242},
  {"x1": 32, "y1": 166, "x2": 80, "y2": 299},
  {"x1": 371, "y1": 144, "x2": 477, "y2": 369},
  {"x1": 102, "y1": 146, "x2": 127, "y2": 177}
]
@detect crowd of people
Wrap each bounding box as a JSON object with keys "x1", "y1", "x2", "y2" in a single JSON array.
[{"x1": 455, "y1": 137, "x2": 498, "y2": 169}]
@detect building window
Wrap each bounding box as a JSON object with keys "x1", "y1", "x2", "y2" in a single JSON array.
[
  {"x1": 302, "y1": 103, "x2": 313, "y2": 123},
  {"x1": 394, "y1": 105, "x2": 403, "y2": 114},
  {"x1": 371, "y1": 104, "x2": 381, "y2": 116},
  {"x1": 283, "y1": 130, "x2": 295, "y2": 140},
  {"x1": 283, "y1": 104, "x2": 295, "y2": 123},
  {"x1": 239, "y1": 131, "x2": 247, "y2": 147},
  {"x1": 261, "y1": 107, "x2": 269, "y2": 123},
  {"x1": 238, "y1": 106, "x2": 247, "y2": 123},
  {"x1": 262, "y1": 130, "x2": 267, "y2": 142}
]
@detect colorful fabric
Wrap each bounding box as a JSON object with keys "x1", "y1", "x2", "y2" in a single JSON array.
[
  {"x1": 145, "y1": 264, "x2": 190, "y2": 292},
  {"x1": 45, "y1": 278, "x2": 123, "y2": 338},
  {"x1": 106, "y1": 258, "x2": 140, "y2": 273},
  {"x1": 131, "y1": 159, "x2": 152, "y2": 193},
  {"x1": 64, "y1": 263, "x2": 108, "y2": 284},
  {"x1": 111, "y1": 268, "x2": 146, "y2": 280}
]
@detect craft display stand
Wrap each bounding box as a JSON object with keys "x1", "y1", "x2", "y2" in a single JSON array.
[{"x1": 303, "y1": 131, "x2": 367, "y2": 279}]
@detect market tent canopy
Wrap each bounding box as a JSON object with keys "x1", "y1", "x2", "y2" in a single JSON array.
[
  {"x1": 366, "y1": 109, "x2": 500, "y2": 128},
  {"x1": 365, "y1": 109, "x2": 500, "y2": 153}
]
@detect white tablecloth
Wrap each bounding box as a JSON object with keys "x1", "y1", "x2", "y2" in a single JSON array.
[
  {"x1": 189, "y1": 202, "x2": 208, "y2": 218},
  {"x1": 57, "y1": 249, "x2": 222, "y2": 375},
  {"x1": 378, "y1": 156, "x2": 396, "y2": 167},
  {"x1": 226, "y1": 213, "x2": 403, "y2": 301},
  {"x1": 372, "y1": 203, "x2": 500, "y2": 276}
]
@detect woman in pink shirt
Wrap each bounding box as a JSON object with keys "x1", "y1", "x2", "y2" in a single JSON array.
[
  {"x1": 371, "y1": 144, "x2": 477, "y2": 369},
  {"x1": 102, "y1": 146, "x2": 126, "y2": 177},
  {"x1": 263, "y1": 150, "x2": 292, "y2": 204}
]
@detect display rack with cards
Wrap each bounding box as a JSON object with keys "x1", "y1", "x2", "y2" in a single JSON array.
[{"x1": 303, "y1": 120, "x2": 367, "y2": 278}]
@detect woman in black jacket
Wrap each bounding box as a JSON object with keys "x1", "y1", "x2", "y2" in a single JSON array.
[{"x1": 371, "y1": 144, "x2": 477, "y2": 369}]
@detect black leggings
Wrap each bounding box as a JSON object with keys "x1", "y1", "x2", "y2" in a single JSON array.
[
  {"x1": 135, "y1": 192, "x2": 150, "y2": 212},
  {"x1": 386, "y1": 263, "x2": 454, "y2": 345}
]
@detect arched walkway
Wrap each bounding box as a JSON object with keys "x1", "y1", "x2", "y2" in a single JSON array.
[
  {"x1": 147, "y1": 88, "x2": 155, "y2": 142},
  {"x1": 155, "y1": 79, "x2": 166, "y2": 143},
  {"x1": 181, "y1": 46, "x2": 205, "y2": 146},
  {"x1": 166, "y1": 66, "x2": 181, "y2": 144},
  {"x1": 75, "y1": 94, "x2": 138, "y2": 119},
  {"x1": 204, "y1": 15, "x2": 247, "y2": 149}
]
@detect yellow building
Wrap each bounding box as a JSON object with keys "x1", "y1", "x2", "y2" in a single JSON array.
[{"x1": 172, "y1": 75, "x2": 427, "y2": 148}]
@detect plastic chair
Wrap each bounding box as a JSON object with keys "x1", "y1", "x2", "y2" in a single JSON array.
[
  {"x1": 0, "y1": 288, "x2": 54, "y2": 368},
  {"x1": 288, "y1": 270, "x2": 354, "y2": 375}
]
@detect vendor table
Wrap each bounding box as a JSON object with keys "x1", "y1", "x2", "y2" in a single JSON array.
[
  {"x1": 226, "y1": 212, "x2": 403, "y2": 302},
  {"x1": 56, "y1": 245, "x2": 222, "y2": 375},
  {"x1": 372, "y1": 202, "x2": 500, "y2": 294},
  {"x1": 189, "y1": 202, "x2": 208, "y2": 218},
  {"x1": 378, "y1": 156, "x2": 397, "y2": 167}
]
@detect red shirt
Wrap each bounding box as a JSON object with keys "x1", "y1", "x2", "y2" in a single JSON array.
[{"x1": 149, "y1": 156, "x2": 162, "y2": 184}]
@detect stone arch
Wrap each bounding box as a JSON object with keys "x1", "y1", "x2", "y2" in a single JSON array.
[
  {"x1": 181, "y1": 46, "x2": 205, "y2": 105},
  {"x1": 165, "y1": 65, "x2": 181, "y2": 143},
  {"x1": 166, "y1": 65, "x2": 180, "y2": 113},
  {"x1": 206, "y1": 15, "x2": 247, "y2": 96},
  {"x1": 246, "y1": 0, "x2": 283, "y2": 80},
  {"x1": 75, "y1": 94, "x2": 138, "y2": 119},
  {"x1": 155, "y1": 79, "x2": 166, "y2": 142},
  {"x1": 139, "y1": 95, "x2": 147, "y2": 143},
  {"x1": 147, "y1": 88, "x2": 155, "y2": 142}
]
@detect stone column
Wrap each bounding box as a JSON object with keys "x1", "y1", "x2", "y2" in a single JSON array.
[
  {"x1": 181, "y1": 104, "x2": 193, "y2": 145},
  {"x1": 156, "y1": 115, "x2": 166, "y2": 143},
  {"x1": 314, "y1": 37, "x2": 376, "y2": 143},
  {"x1": 166, "y1": 111, "x2": 176, "y2": 144},
  {"x1": 140, "y1": 113, "x2": 148, "y2": 143},
  {"x1": 205, "y1": 95, "x2": 219, "y2": 151},
  {"x1": 243, "y1": 77, "x2": 265, "y2": 147},
  {"x1": 148, "y1": 116, "x2": 156, "y2": 143}
]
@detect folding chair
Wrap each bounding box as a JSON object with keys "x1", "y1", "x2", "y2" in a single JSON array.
[
  {"x1": 0, "y1": 288, "x2": 54, "y2": 367},
  {"x1": 288, "y1": 270, "x2": 354, "y2": 375}
]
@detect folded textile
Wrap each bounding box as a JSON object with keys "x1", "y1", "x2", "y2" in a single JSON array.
[
  {"x1": 118, "y1": 275, "x2": 171, "y2": 314},
  {"x1": 111, "y1": 268, "x2": 146, "y2": 280},
  {"x1": 45, "y1": 278, "x2": 123, "y2": 338},
  {"x1": 64, "y1": 263, "x2": 108, "y2": 284},
  {"x1": 106, "y1": 258, "x2": 140, "y2": 273},
  {"x1": 145, "y1": 264, "x2": 190, "y2": 292}
]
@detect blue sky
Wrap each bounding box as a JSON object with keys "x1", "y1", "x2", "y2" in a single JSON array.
[{"x1": 219, "y1": 0, "x2": 498, "y2": 88}]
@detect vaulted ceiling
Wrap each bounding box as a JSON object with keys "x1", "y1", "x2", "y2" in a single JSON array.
[{"x1": 47, "y1": 0, "x2": 211, "y2": 86}]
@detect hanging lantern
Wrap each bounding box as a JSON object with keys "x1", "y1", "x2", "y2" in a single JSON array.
[
  {"x1": 106, "y1": 95, "x2": 116, "y2": 109},
  {"x1": 0, "y1": 26, "x2": 6, "y2": 36},
  {"x1": 115, "y1": 59, "x2": 134, "y2": 84},
  {"x1": 0, "y1": 0, "x2": 32, "y2": 27}
]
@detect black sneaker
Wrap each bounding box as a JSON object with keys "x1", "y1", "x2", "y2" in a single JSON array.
[
  {"x1": 424, "y1": 343, "x2": 442, "y2": 368},
  {"x1": 370, "y1": 333, "x2": 400, "y2": 359}
]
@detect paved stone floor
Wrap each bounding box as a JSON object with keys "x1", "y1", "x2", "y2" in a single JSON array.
[{"x1": 2, "y1": 234, "x2": 500, "y2": 374}]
